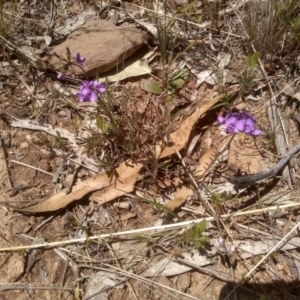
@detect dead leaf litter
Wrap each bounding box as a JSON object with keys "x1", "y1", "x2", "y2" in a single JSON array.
[{"x1": 1, "y1": 1, "x2": 300, "y2": 300}]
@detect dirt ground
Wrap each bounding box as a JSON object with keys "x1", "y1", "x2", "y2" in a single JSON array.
[{"x1": 1, "y1": 1, "x2": 300, "y2": 300}]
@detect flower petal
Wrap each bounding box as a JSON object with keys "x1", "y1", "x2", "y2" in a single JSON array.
[
  {"x1": 89, "y1": 91, "x2": 98, "y2": 102},
  {"x1": 76, "y1": 92, "x2": 84, "y2": 102},
  {"x1": 224, "y1": 116, "x2": 237, "y2": 127},
  {"x1": 75, "y1": 52, "x2": 86, "y2": 65},
  {"x1": 244, "y1": 118, "x2": 255, "y2": 133},
  {"x1": 252, "y1": 129, "x2": 262, "y2": 137},
  {"x1": 235, "y1": 119, "x2": 246, "y2": 132},
  {"x1": 217, "y1": 115, "x2": 225, "y2": 123},
  {"x1": 92, "y1": 81, "x2": 106, "y2": 93},
  {"x1": 80, "y1": 87, "x2": 92, "y2": 96},
  {"x1": 226, "y1": 125, "x2": 235, "y2": 134}
]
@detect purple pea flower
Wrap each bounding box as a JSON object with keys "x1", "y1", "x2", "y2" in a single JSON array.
[
  {"x1": 218, "y1": 111, "x2": 261, "y2": 137},
  {"x1": 224, "y1": 116, "x2": 239, "y2": 133},
  {"x1": 76, "y1": 80, "x2": 106, "y2": 102},
  {"x1": 76, "y1": 82, "x2": 97, "y2": 102},
  {"x1": 76, "y1": 89, "x2": 97, "y2": 102},
  {"x1": 81, "y1": 80, "x2": 94, "y2": 89},
  {"x1": 75, "y1": 52, "x2": 86, "y2": 65},
  {"x1": 92, "y1": 80, "x2": 106, "y2": 93}
]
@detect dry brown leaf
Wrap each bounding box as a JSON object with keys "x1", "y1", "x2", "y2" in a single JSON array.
[
  {"x1": 12, "y1": 161, "x2": 143, "y2": 212},
  {"x1": 166, "y1": 186, "x2": 194, "y2": 211},
  {"x1": 155, "y1": 94, "x2": 224, "y2": 159},
  {"x1": 10, "y1": 92, "x2": 234, "y2": 213},
  {"x1": 195, "y1": 147, "x2": 218, "y2": 180},
  {"x1": 89, "y1": 168, "x2": 140, "y2": 204}
]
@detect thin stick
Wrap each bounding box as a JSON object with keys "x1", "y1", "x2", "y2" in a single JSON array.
[
  {"x1": 11, "y1": 160, "x2": 53, "y2": 176},
  {"x1": 223, "y1": 221, "x2": 300, "y2": 300},
  {"x1": 0, "y1": 135, "x2": 13, "y2": 189},
  {"x1": 245, "y1": 221, "x2": 300, "y2": 279},
  {"x1": 80, "y1": 264, "x2": 203, "y2": 300},
  {"x1": 0, "y1": 285, "x2": 73, "y2": 292},
  {"x1": 1, "y1": 201, "x2": 300, "y2": 252}
]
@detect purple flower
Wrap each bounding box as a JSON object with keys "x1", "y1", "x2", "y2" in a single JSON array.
[
  {"x1": 81, "y1": 80, "x2": 93, "y2": 89},
  {"x1": 76, "y1": 80, "x2": 106, "y2": 102},
  {"x1": 75, "y1": 52, "x2": 86, "y2": 65},
  {"x1": 76, "y1": 85, "x2": 97, "y2": 102},
  {"x1": 218, "y1": 111, "x2": 261, "y2": 137},
  {"x1": 224, "y1": 116, "x2": 239, "y2": 133},
  {"x1": 91, "y1": 81, "x2": 106, "y2": 93},
  {"x1": 252, "y1": 129, "x2": 262, "y2": 137}
]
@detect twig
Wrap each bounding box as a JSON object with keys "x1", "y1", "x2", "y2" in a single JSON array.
[
  {"x1": 80, "y1": 264, "x2": 203, "y2": 300},
  {"x1": 0, "y1": 134, "x2": 13, "y2": 189},
  {"x1": 0, "y1": 284, "x2": 73, "y2": 292},
  {"x1": 174, "y1": 258, "x2": 233, "y2": 283},
  {"x1": 223, "y1": 221, "x2": 300, "y2": 300},
  {"x1": 2, "y1": 201, "x2": 300, "y2": 252},
  {"x1": 10, "y1": 160, "x2": 53, "y2": 176},
  {"x1": 229, "y1": 141, "x2": 300, "y2": 186},
  {"x1": 245, "y1": 222, "x2": 300, "y2": 279}
]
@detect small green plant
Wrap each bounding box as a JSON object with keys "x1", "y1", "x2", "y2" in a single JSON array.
[
  {"x1": 271, "y1": 251, "x2": 279, "y2": 263},
  {"x1": 140, "y1": 68, "x2": 189, "y2": 116},
  {"x1": 83, "y1": 83, "x2": 172, "y2": 171},
  {"x1": 239, "y1": 51, "x2": 260, "y2": 93},
  {"x1": 211, "y1": 193, "x2": 223, "y2": 207},
  {"x1": 256, "y1": 255, "x2": 267, "y2": 270},
  {"x1": 140, "y1": 68, "x2": 188, "y2": 95},
  {"x1": 183, "y1": 219, "x2": 209, "y2": 249}
]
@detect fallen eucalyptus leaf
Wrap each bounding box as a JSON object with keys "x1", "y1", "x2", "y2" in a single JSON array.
[{"x1": 98, "y1": 50, "x2": 153, "y2": 82}]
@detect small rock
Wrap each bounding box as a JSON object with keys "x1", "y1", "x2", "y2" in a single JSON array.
[{"x1": 44, "y1": 20, "x2": 145, "y2": 77}]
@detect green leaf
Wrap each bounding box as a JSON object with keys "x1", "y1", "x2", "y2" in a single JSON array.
[
  {"x1": 195, "y1": 219, "x2": 206, "y2": 236},
  {"x1": 140, "y1": 79, "x2": 163, "y2": 94},
  {"x1": 168, "y1": 68, "x2": 189, "y2": 91},
  {"x1": 198, "y1": 236, "x2": 210, "y2": 245}
]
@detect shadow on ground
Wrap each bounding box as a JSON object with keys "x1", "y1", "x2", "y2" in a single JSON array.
[{"x1": 219, "y1": 280, "x2": 300, "y2": 300}]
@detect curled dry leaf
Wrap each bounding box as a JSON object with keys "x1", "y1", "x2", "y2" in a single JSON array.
[{"x1": 12, "y1": 161, "x2": 143, "y2": 213}]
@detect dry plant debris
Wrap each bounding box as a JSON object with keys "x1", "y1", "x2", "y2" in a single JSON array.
[{"x1": 1, "y1": 1, "x2": 300, "y2": 300}]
